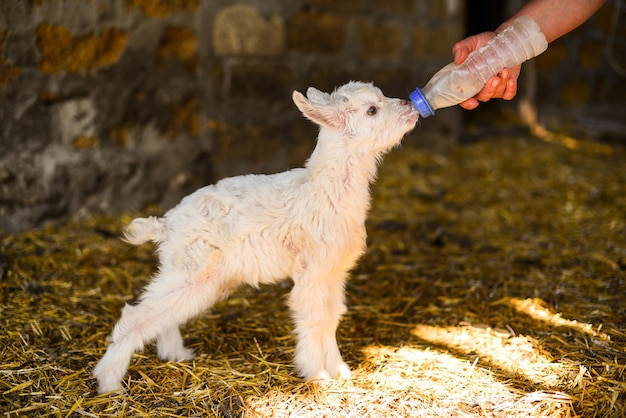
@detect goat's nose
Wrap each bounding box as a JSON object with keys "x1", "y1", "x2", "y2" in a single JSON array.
[{"x1": 400, "y1": 99, "x2": 408, "y2": 106}]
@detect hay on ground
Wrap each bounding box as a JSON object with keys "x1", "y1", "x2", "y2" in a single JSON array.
[{"x1": 1, "y1": 134, "x2": 625, "y2": 417}]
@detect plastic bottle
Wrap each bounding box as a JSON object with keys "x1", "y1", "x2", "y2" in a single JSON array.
[{"x1": 410, "y1": 16, "x2": 548, "y2": 118}]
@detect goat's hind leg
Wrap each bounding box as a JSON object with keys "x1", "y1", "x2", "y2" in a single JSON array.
[
  {"x1": 93, "y1": 301, "x2": 148, "y2": 393},
  {"x1": 93, "y1": 266, "x2": 226, "y2": 393}
]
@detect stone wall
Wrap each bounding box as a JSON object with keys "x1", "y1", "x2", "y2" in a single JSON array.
[
  {"x1": 534, "y1": 0, "x2": 626, "y2": 140},
  {"x1": 0, "y1": 0, "x2": 464, "y2": 232}
]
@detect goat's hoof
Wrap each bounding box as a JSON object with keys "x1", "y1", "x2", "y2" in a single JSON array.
[
  {"x1": 308, "y1": 369, "x2": 333, "y2": 385},
  {"x1": 335, "y1": 362, "x2": 351, "y2": 380},
  {"x1": 96, "y1": 381, "x2": 123, "y2": 395},
  {"x1": 93, "y1": 372, "x2": 123, "y2": 394},
  {"x1": 158, "y1": 346, "x2": 195, "y2": 362},
  {"x1": 93, "y1": 359, "x2": 125, "y2": 394}
]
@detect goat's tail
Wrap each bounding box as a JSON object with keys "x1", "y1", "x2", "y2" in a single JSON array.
[{"x1": 122, "y1": 216, "x2": 164, "y2": 245}]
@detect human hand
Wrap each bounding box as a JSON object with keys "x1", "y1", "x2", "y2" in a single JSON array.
[{"x1": 451, "y1": 32, "x2": 521, "y2": 110}]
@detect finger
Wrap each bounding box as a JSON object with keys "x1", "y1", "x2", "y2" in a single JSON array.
[
  {"x1": 452, "y1": 44, "x2": 469, "y2": 64},
  {"x1": 502, "y1": 79, "x2": 518, "y2": 101},
  {"x1": 475, "y1": 77, "x2": 501, "y2": 102},
  {"x1": 452, "y1": 32, "x2": 497, "y2": 64},
  {"x1": 509, "y1": 64, "x2": 522, "y2": 80},
  {"x1": 491, "y1": 77, "x2": 510, "y2": 99},
  {"x1": 498, "y1": 66, "x2": 521, "y2": 84},
  {"x1": 460, "y1": 98, "x2": 479, "y2": 110}
]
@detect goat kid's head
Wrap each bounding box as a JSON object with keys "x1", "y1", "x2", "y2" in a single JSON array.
[{"x1": 292, "y1": 81, "x2": 419, "y2": 155}]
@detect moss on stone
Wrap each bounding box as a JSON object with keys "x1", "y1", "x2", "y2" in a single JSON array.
[
  {"x1": 72, "y1": 135, "x2": 99, "y2": 150},
  {"x1": 171, "y1": 96, "x2": 199, "y2": 136},
  {"x1": 109, "y1": 126, "x2": 130, "y2": 148},
  {"x1": 126, "y1": 0, "x2": 199, "y2": 17},
  {"x1": 36, "y1": 24, "x2": 128, "y2": 74},
  {"x1": 156, "y1": 26, "x2": 198, "y2": 72}
]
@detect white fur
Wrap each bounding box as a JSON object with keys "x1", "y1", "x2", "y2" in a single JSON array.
[{"x1": 93, "y1": 81, "x2": 419, "y2": 393}]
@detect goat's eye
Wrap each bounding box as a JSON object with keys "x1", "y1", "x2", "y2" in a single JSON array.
[{"x1": 367, "y1": 106, "x2": 378, "y2": 116}]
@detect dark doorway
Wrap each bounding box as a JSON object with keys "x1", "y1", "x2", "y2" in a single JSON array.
[
  {"x1": 461, "y1": 1, "x2": 523, "y2": 142},
  {"x1": 465, "y1": 0, "x2": 507, "y2": 35}
]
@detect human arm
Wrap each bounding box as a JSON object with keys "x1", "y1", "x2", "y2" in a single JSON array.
[{"x1": 452, "y1": 0, "x2": 606, "y2": 110}]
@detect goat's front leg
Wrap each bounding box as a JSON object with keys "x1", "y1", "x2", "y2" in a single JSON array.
[
  {"x1": 156, "y1": 324, "x2": 195, "y2": 362},
  {"x1": 288, "y1": 272, "x2": 351, "y2": 383}
]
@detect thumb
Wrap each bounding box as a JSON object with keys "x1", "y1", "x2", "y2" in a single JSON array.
[
  {"x1": 452, "y1": 32, "x2": 497, "y2": 64},
  {"x1": 452, "y1": 42, "x2": 470, "y2": 64}
]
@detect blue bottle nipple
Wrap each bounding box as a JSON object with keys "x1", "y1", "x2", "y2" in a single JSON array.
[{"x1": 409, "y1": 88, "x2": 434, "y2": 118}]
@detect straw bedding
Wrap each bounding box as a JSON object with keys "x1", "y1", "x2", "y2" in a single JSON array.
[{"x1": 1, "y1": 134, "x2": 625, "y2": 417}]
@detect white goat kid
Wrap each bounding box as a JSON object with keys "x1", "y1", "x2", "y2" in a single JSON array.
[{"x1": 93, "y1": 81, "x2": 419, "y2": 393}]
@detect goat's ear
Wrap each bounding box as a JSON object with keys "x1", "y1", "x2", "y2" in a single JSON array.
[
  {"x1": 292, "y1": 90, "x2": 344, "y2": 131},
  {"x1": 305, "y1": 87, "x2": 331, "y2": 105}
]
